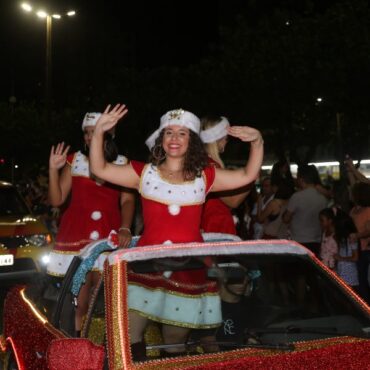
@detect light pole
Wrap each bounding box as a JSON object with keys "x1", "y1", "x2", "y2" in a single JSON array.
[{"x1": 20, "y1": 3, "x2": 76, "y2": 126}]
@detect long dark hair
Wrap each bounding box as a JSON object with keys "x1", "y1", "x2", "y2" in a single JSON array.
[
  {"x1": 149, "y1": 129, "x2": 208, "y2": 181},
  {"x1": 82, "y1": 132, "x2": 119, "y2": 163},
  {"x1": 333, "y1": 208, "x2": 357, "y2": 254}
]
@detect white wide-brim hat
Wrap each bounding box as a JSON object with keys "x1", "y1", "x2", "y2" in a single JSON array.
[
  {"x1": 145, "y1": 109, "x2": 201, "y2": 150},
  {"x1": 200, "y1": 117, "x2": 230, "y2": 143},
  {"x1": 81, "y1": 112, "x2": 101, "y2": 130}
]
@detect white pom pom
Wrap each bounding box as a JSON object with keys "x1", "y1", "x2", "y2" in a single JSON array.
[
  {"x1": 168, "y1": 204, "x2": 181, "y2": 216},
  {"x1": 90, "y1": 231, "x2": 100, "y2": 240},
  {"x1": 91, "y1": 211, "x2": 102, "y2": 220}
]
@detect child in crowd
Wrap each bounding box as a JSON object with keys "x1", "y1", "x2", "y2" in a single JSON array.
[
  {"x1": 334, "y1": 211, "x2": 359, "y2": 291},
  {"x1": 319, "y1": 208, "x2": 338, "y2": 269}
]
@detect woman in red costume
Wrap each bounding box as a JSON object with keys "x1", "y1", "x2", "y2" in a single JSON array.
[
  {"x1": 47, "y1": 112, "x2": 135, "y2": 332},
  {"x1": 200, "y1": 115, "x2": 251, "y2": 235},
  {"x1": 90, "y1": 104, "x2": 263, "y2": 358}
]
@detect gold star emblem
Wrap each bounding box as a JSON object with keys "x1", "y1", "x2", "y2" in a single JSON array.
[{"x1": 168, "y1": 109, "x2": 185, "y2": 120}]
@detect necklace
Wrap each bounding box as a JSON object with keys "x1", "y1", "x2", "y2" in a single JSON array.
[{"x1": 161, "y1": 166, "x2": 181, "y2": 177}]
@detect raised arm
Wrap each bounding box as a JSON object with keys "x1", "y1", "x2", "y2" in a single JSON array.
[
  {"x1": 48, "y1": 142, "x2": 72, "y2": 207},
  {"x1": 212, "y1": 126, "x2": 263, "y2": 192},
  {"x1": 345, "y1": 157, "x2": 370, "y2": 185},
  {"x1": 90, "y1": 104, "x2": 139, "y2": 189}
]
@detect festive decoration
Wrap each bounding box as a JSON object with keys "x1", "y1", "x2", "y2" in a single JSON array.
[
  {"x1": 168, "y1": 204, "x2": 181, "y2": 215},
  {"x1": 47, "y1": 338, "x2": 105, "y2": 370}
]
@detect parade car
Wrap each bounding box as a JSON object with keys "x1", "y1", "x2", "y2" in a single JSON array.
[
  {"x1": 2, "y1": 235, "x2": 370, "y2": 369},
  {"x1": 0, "y1": 181, "x2": 53, "y2": 281}
]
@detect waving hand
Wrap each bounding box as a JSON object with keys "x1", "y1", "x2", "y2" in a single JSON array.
[
  {"x1": 227, "y1": 126, "x2": 262, "y2": 144},
  {"x1": 95, "y1": 104, "x2": 128, "y2": 134},
  {"x1": 49, "y1": 142, "x2": 70, "y2": 170}
]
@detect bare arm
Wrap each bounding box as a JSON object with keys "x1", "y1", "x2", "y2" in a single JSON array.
[
  {"x1": 90, "y1": 104, "x2": 139, "y2": 189},
  {"x1": 345, "y1": 158, "x2": 370, "y2": 184},
  {"x1": 212, "y1": 127, "x2": 263, "y2": 192},
  {"x1": 48, "y1": 143, "x2": 72, "y2": 207},
  {"x1": 215, "y1": 184, "x2": 253, "y2": 209},
  {"x1": 282, "y1": 209, "x2": 293, "y2": 224},
  {"x1": 350, "y1": 220, "x2": 370, "y2": 240},
  {"x1": 256, "y1": 199, "x2": 276, "y2": 223},
  {"x1": 117, "y1": 190, "x2": 136, "y2": 248}
]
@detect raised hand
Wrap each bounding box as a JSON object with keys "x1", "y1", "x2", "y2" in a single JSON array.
[
  {"x1": 49, "y1": 142, "x2": 70, "y2": 170},
  {"x1": 227, "y1": 126, "x2": 263, "y2": 144},
  {"x1": 95, "y1": 104, "x2": 128, "y2": 134}
]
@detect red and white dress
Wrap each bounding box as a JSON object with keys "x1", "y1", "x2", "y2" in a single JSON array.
[
  {"x1": 47, "y1": 151, "x2": 128, "y2": 277},
  {"x1": 201, "y1": 158, "x2": 237, "y2": 235},
  {"x1": 128, "y1": 161, "x2": 222, "y2": 329}
]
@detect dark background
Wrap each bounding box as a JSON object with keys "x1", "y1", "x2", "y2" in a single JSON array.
[{"x1": 0, "y1": 0, "x2": 370, "y2": 179}]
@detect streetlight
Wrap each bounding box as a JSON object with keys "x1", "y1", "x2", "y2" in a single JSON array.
[{"x1": 20, "y1": 3, "x2": 76, "y2": 126}]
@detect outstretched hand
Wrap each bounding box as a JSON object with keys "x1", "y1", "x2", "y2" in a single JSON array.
[
  {"x1": 227, "y1": 126, "x2": 262, "y2": 144},
  {"x1": 95, "y1": 104, "x2": 128, "y2": 134},
  {"x1": 49, "y1": 142, "x2": 70, "y2": 170}
]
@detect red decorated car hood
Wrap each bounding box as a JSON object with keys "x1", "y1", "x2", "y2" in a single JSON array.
[{"x1": 186, "y1": 338, "x2": 370, "y2": 370}]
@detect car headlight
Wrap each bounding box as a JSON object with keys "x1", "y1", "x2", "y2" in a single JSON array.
[
  {"x1": 26, "y1": 234, "x2": 53, "y2": 247},
  {"x1": 40, "y1": 253, "x2": 51, "y2": 265}
]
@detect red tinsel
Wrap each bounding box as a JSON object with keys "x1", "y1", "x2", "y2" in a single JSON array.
[
  {"x1": 187, "y1": 340, "x2": 370, "y2": 370},
  {"x1": 47, "y1": 338, "x2": 105, "y2": 370}
]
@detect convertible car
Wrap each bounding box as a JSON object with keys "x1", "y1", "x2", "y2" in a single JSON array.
[{"x1": 1, "y1": 234, "x2": 370, "y2": 369}]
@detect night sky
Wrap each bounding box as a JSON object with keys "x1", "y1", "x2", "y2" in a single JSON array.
[
  {"x1": 0, "y1": 0, "x2": 338, "y2": 103},
  {"x1": 1, "y1": 0, "x2": 219, "y2": 102},
  {"x1": 2, "y1": 0, "x2": 368, "y2": 169}
]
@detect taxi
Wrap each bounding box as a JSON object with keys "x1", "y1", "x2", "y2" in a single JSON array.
[{"x1": 0, "y1": 181, "x2": 53, "y2": 281}]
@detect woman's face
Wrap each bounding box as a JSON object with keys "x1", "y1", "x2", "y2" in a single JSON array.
[
  {"x1": 216, "y1": 135, "x2": 228, "y2": 153},
  {"x1": 83, "y1": 126, "x2": 95, "y2": 147},
  {"x1": 162, "y1": 125, "x2": 190, "y2": 158}
]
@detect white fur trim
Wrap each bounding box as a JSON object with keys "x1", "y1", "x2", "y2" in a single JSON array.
[
  {"x1": 200, "y1": 117, "x2": 230, "y2": 143},
  {"x1": 71, "y1": 152, "x2": 128, "y2": 178},
  {"x1": 145, "y1": 109, "x2": 200, "y2": 150},
  {"x1": 82, "y1": 112, "x2": 101, "y2": 130},
  {"x1": 140, "y1": 165, "x2": 206, "y2": 205}
]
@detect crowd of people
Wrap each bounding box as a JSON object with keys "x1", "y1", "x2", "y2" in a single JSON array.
[
  {"x1": 20, "y1": 105, "x2": 369, "y2": 358},
  {"x1": 237, "y1": 159, "x2": 370, "y2": 305}
]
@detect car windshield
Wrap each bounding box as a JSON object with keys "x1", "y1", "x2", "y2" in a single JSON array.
[
  {"x1": 0, "y1": 186, "x2": 29, "y2": 216},
  {"x1": 127, "y1": 253, "x2": 370, "y2": 361}
]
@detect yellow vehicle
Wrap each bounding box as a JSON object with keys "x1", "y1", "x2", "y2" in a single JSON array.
[{"x1": 0, "y1": 181, "x2": 53, "y2": 280}]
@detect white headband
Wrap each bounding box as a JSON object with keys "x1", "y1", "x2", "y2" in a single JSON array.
[
  {"x1": 200, "y1": 117, "x2": 230, "y2": 143},
  {"x1": 145, "y1": 109, "x2": 201, "y2": 150},
  {"x1": 81, "y1": 112, "x2": 101, "y2": 130}
]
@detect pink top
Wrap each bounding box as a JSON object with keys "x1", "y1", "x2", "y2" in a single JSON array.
[{"x1": 320, "y1": 233, "x2": 338, "y2": 269}]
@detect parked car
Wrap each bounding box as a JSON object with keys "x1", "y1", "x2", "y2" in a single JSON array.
[
  {"x1": 1, "y1": 235, "x2": 370, "y2": 369},
  {"x1": 0, "y1": 180, "x2": 53, "y2": 281}
]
